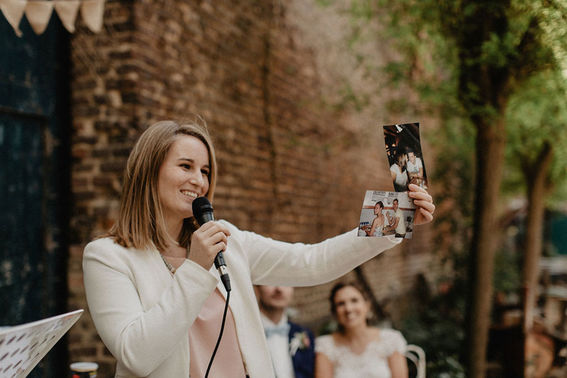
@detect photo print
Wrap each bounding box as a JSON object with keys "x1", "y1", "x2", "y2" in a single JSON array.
[
  {"x1": 383, "y1": 123, "x2": 428, "y2": 192},
  {"x1": 357, "y1": 190, "x2": 417, "y2": 239}
]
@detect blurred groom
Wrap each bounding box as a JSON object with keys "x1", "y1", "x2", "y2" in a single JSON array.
[{"x1": 254, "y1": 286, "x2": 315, "y2": 378}]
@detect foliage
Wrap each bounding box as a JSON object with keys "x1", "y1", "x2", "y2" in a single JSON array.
[
  {"x1": 503, "y1": 69, "x2": 567, "y2": 204},
  {"x1": 493, "y1": 246, "x2": 522, "y2": 295},
  {"x1": 399, "y1": 277, "x2": 468, "y2": 377},
  {"x1": 377, "y1": 0, "x2": 565, "y2": 121}
]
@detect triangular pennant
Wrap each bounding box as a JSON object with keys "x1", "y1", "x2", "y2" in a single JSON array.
[
  {"x1": 0, "y1": 0, "x2": 27, "y2": 37},
  {"x1": 24, "y1": 1, "x2": 53, "y2": 35},
  {"x1": 53, "y1": 0, "x2": 80, "y2": 33},
  {"x1": 80, "y1": 0, "x2": 104, "y2": 33}
]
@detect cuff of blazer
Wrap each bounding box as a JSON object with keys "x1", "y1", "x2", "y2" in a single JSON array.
[{"x1": 176, "y1": 258, "x2": 219, "y2": 289}]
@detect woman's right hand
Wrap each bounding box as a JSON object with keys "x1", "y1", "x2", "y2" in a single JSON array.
[
  {"x1": 408, "y1": 183, "x2": 435, "y2": 225},
  {"x1": 188, "y1": 221, "x2": 231, "y2": 270}
]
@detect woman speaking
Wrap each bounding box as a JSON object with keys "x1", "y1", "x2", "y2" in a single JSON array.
[{"x1": 82, "y1": 120, "x2": 435, "y2": 377}]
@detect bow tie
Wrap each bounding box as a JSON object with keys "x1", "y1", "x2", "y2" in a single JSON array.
[{"x1": 264, "y1": 323, "x2": 290, "y2": 338}]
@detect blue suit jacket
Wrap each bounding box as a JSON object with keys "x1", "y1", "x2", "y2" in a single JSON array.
[{"x1": 288, "y1": 321, "x2": 315, "y2": 378}]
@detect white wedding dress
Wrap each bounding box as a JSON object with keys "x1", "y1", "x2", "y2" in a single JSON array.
[{"x1": 315, "y1": 329, "x2": 407, "y2": 378}]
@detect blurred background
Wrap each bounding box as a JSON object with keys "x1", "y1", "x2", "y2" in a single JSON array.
[{"x1": 1, "y1": 0, "x2": 566, "y2": 376}]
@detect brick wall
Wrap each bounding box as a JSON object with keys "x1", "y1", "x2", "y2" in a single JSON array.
[
  {"x1": 68, "y1": 1, "x2": 138, "y2": 373},
  {"x1": 67, "y1": 0, "x2": 440, "y2": 374}
]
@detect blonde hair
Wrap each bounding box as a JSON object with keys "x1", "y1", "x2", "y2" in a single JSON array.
[{"x1": 108, "y1": 120, "x2": 217, "y2": 251}]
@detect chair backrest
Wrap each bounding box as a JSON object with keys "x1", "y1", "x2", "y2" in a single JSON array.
[{"x1": 405, "y1": 344, "x2": 426, "y2": 378}]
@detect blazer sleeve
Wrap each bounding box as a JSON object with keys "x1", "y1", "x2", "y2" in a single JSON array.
[
  {"x1": 222, "y1": 222, "x2": 401, "y2": 286},
  {"x1": 82, "y1": 239, "x2": 218, "y2": 376}
]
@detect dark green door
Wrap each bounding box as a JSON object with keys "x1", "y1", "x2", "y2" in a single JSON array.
[
  {"x1": 0, "y1": 14, "x2": 70, "y2": 378},
  {"x1": 0, "y1": 113, "x2": 46, "y2": 320}
]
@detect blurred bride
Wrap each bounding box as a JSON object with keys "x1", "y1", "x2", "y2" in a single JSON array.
[{"x1": 315, "y1": 282, "x2": 408, "y2": 378}]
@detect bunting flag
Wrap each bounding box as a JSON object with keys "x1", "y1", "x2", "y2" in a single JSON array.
[{"x1": 0, "y1": 0, "x2": 105, "y2": 36}]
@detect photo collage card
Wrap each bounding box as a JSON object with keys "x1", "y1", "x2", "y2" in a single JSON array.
[{"x1": 358, "y1": 123, "x2": 428, "y2": 239}]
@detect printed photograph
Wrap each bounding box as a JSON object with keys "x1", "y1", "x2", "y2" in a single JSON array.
[
  {"x1": 383, "y1": 123, "x2": 428, "y2": 192},
  {"x1": 357, "y1": 190, "x2": 417, "y2": 239}
]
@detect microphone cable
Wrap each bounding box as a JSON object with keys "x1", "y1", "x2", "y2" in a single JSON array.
[
  {"x1": 204, "y1": 290, "x2": 230, "y2": 378},
  {"x1": 192, "y1": 197, "x2": 233, "y2": 377}
]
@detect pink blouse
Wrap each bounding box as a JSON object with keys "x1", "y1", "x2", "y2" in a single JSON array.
[{"x1": 189, "y1": 288, "x2": 247, "y2": 377}]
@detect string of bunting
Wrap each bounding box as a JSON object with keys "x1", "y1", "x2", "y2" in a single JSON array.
[{"x1": 0, "y1": 0, "x2": 105, "y2": 36}]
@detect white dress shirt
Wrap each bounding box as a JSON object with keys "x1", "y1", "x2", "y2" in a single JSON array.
[{"x1": 261, "y1": 313, "x2": 295, "y2": 378}]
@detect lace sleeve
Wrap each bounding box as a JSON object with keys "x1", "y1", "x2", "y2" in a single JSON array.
[
  {"x1": 382, "y1": 329, "x2": 407, "y2": 355},
  {"x1": 315, "y1": 335, "x2": 336, "y2": 361}
]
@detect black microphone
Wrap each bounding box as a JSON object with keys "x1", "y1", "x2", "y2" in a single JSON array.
[{"x1": 192, "y1": 197, "x2": 231, "y2": 292}]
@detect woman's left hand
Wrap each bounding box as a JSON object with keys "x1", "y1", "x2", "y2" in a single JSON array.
[{"x1": 408, "y1": 183, "x2": 435, "y2": 225}]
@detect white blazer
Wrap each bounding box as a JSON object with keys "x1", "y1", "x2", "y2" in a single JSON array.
[{"x1": 83, "y1": 220, "x2": 400, "y2": 377}]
